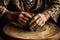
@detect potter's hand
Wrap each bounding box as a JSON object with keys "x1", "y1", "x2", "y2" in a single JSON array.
[
  {"x1": 29, "y1": 11, "x2": 50, "y2": 31},
  {"x1": 18, "y1": 12, "x2": 33, "y2": 27}
]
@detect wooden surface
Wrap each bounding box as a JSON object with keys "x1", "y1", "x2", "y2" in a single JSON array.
[{"x1": 3, "y1": 23, "x2": 60, "y2": 40}]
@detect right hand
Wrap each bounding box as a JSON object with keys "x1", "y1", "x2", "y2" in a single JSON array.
[{"x1": 18, "y1": 11, "x2": 34, "y2": 27}]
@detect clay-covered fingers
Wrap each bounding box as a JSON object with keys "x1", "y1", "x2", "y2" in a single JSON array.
[
  {"x1": 33, "y1": 18, "x2": 45, "y2": 31},
  {"x1": 18, "y1": 12, "x2": 32, "y2": 26},
  {"x1": 29, "y1": 14, "x2": 41, "y2": 25},
  {"x1": 29, "y1": 14, "x2": 46, "y2": 31},
  {"x1": 18, "y1": 18, "x2": 27, "y2": 27},
  {"x1": 30, "y1": 17, "x2": 41, "y2": 31},
  {"x1": 21, "y1": 12, "x2": 32, "y2": 19},
  {"x1": 19, "y1": 14, "x2": 28, "y2": 23},
  {"x1": 18, "y1": 14, "x2": 27, "y2": 24}
]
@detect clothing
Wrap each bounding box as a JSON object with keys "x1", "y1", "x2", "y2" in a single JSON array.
[
  {"x1": 0, "y1": 0, "x2": 60, "y2": 23},
  {"x1": 0, "y1": 0, "x2": 60, "y2": 39},
  {"x1": 2, "y1": 22, "x2": 60, "y2": 39},
  {"x1": 27, "y1": 0, "x2": 33, "y2": 2}
]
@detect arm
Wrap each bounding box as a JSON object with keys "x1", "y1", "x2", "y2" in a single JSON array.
[
  {"x1": 36, "y1": 0, "x2": 60, "y2": 23},
  {"x1": 0, "y1": 0, "x2": 20, "y2": 21},
  {"x1": 46, "y1": 0, "x2": 60, "y2": 23},
  {"x1": 0, "y1": 0, "x2": 33, "y2": 28},
  {"x1": 29, "y1": 0, "x2": 60, "y2": 31}
]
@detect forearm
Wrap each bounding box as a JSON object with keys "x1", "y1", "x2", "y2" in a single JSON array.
[
  {"x1": 45, "y1": 0, "x2": 60, "y2": 22},
  {"x1": 38, "y1": 0, "x2": 60, "y2": 23},
  {"x1": 0, "y1": 6, "x2": 21, "y2": 22}
]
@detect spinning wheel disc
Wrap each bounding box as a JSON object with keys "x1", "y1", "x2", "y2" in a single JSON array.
[{"x1": 3, "y1": 23, "x2": 60, "y2": 39}]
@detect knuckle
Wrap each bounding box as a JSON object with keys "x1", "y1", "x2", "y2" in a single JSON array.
[
  {"x1": 21, "y1": 12, "x2": 25, "y2": 13},
  {"x1": 20, "y1": 14, "x2": 23, "y2": 17}
]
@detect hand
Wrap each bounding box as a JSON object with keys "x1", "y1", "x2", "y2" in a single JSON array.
[
  {"x1": 18, "y1": 11, "x2": 34, "y2": 27},
  {"x1": 29, "y1": 11, "x2": 50, "y2": 31}
]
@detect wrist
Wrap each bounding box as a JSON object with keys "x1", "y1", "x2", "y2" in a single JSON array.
[{"x1": 42, "y1": 10, "x2": 50, "y2": 20}]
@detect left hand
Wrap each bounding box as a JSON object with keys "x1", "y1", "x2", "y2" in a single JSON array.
[
  {"x1": 29, "y1": 11, "x2": 50, "y2": 31},
  {"x1": 18, "y1": 11, "x2": 33, "y2": 27}
]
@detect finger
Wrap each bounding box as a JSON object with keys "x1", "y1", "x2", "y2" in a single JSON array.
[
  {"x1": 33, "y1": 19, "x2": 43, "y2": 30},
  {"x1": 30, "y1": 17, "x2": 40, "y2": 29},
  {"x1": 21, "y1": 17, "x2": 29, "y2": 21},
  {"x1": 18, "y1": 19, "x2": 27, "y2": 27},
  {"x1": 38, "y1": 15, "x2": 46, "y2": 27},
  {"x1": 32, "y1": 15, "x2": 46, "y2": 30},
  {"x1": 19, "y1": 17, "x2": 27, "y2": 23},
  {"x1": 19, "y1": 14, "x2": 29, "y2": 21},
  {"x1": 34, "y1": 16, "x2": 46, "y2": 30},
  {"x1": 29, "y1": 22, "x2": 37, "y2": 31},
  {"x1": 29, "y1": 14, "x2": 40, "y2": 25},
  {"x1": 30, "y1": 17, "x2": 41, "y2": 31},
  {"x1": 22, "y1": 12, "x2": 32, "y2": 18},
  {"x1": 40, "y1": 20, "x2": 45, "y2": 27}
]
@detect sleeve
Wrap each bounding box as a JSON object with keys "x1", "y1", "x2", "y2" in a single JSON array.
[
  {"x1": 46, "y1": 0, "x2": 60, "y2": 23},
  {"x1": 0, "y1": 0, "x2": 10, "y2": 18}
]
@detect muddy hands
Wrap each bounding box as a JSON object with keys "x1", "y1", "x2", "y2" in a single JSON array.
[
  {"x1": 18, "y1": 11, "x2": 50, "y2": 31},
  {"x1": 18, "y1": 11, "x2": 34, "y2": 27}
]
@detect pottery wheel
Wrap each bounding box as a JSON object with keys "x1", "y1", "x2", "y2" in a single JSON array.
[{"x1": 3, "y1": 23, "x2": 60, "y2": 39}]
